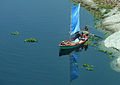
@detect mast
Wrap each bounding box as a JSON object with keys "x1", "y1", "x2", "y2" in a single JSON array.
[
  {"x1": 79, "y1": 3, "x2": 81, "y2": 31},
  {"x1": 70, "y1": 8, "x2": 72, "y2": 41},
  {"x1": 69, "y1": 55, "x2": 71, "y2": 85}
]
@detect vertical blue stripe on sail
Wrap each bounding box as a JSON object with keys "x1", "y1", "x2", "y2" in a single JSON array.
[
  {"x1": 71, "y1": 54, "x2": 79, "y2": 81},
  {"x1": 71, "y1": 4, "x2": 80, "y2": 35}
]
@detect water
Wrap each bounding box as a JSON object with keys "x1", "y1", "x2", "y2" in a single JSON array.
[{"x1": 0, "y1": 0, "x2": 120, "y2": 85}]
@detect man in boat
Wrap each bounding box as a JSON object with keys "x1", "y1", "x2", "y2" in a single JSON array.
[
  {"x1": 69, "y1": 31, "x2": 80, "y2": 43},
  {"x1": 80, "y1": 32, "x2": 86, "y2": 40},
  {"x1": 70, "y1": 31, "x2": 80, "y2": 41},
  {"x1": 75, "y1": 32, "x2": 81, "y2": 40},
  {"x1": 72, "y1": 32, "x2": 86, "y2": 42},
  {"x1": 82, "y1": 25, "x2": 88, "y2": 31}
]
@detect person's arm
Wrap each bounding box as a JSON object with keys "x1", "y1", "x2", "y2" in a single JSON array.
[{"x1": 81, "y1": 28, "x2": 85, "y2": 30}]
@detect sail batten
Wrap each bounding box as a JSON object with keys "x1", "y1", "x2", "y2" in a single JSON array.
[{"x1": 71, "y1": 4, "x2": 80, "y2": 35}]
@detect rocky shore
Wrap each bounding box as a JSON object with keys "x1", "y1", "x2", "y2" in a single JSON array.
[
  {"x1": 72, "y1": 0, "x2": 120, "y2": 72},
  {"x1": 72, "y1": 0, "x2": 120, "y2": 51}
]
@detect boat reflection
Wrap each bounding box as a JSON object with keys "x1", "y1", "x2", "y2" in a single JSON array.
[
  {"x1": 70, "y1": 53, "x2": 79, "y2": 81},
  {"x1": 59, "y1": 45, "x2": 88, "y2": 56},
  {"x1": 59, "y1": 45, "x2": 88, "y2": 83}
]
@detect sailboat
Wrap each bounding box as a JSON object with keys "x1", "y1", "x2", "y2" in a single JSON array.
[{"x1": 59, "y1": 4, "x2": 89, "y2": 49}]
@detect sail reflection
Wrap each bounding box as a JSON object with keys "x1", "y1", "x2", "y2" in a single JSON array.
[
  {"x1": 70, "y1": 53, "x2": 79, "y2": 81},
  {"x1": 59, "y1": 45, "x2": 88, "y2": 82}
]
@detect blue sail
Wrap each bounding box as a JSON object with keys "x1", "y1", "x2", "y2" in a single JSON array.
[
  {"x1": 71, "y1": 4, "x2": 80, "y2": 35},
  {"x1": 71, "y1": 54, "x2": 79, "y2": 81}
]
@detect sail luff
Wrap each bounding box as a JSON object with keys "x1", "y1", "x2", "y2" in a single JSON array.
[{"x1": 70, "y1": 8, "x2": 72, "y2": 40}]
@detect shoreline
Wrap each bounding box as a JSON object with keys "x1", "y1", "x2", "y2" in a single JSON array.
[
  {"x1": 71, "y1": 0, "x2": 120, "y2": 72},
  {"x1": 71, "y1": 0, "x2": 120, "y2": 51}
]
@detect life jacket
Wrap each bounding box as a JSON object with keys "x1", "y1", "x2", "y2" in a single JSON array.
[{"x1": 80, "y1": 34, "x2": 86, "y2": 38}]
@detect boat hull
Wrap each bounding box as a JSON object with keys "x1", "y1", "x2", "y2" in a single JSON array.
[
  {"x1": 60, "y1": 43, "x2": 83, "y2": 49},
  {"x1": 59, "y1": 34, "x2": 89, "y2": 50},
  {"x1": 59, "y1": 45, "x2": 88, "y2": 56}
]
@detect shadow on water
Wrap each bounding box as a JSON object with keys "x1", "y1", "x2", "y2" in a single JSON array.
[
  {"x1": 59, "y1": 45, "x2": 88, "y2": 56},
  {"x1": 59, "y1": 45, "x2": 88, "y2": 84}
]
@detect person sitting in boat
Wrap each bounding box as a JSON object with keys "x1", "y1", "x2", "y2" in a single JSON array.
[
  {"x1": 71, "y1": 32, "x2": 81, "y2": 43},
  {"x1": 80, "y1": 32, "x2": 86, "y2": 40},
  {"x1": 75, "y1": 31, "x2": 81, "y2": 40},
  {"x1": 72, "y1": 38, "x2": 79, "y2": 43},
  {"x1": 71, "y1": 31, "x2": 80, "y2": 41},
  {"x1": 82, "y1": 25, "x2": 88, "y2": 31}
]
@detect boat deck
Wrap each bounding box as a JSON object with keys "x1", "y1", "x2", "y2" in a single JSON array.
[{"x1": 60, "y1": 40, "x2": 84, "y2": 46}]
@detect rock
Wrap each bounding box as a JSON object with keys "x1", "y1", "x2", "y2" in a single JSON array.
[
  {"x1": 104, "y1": 23, "x2": 120, "y2": 32},
  {"x1": 102, "y1": 12, "x2": 120, "y2": 26},
  {"x1": 100, "y1": 8, "x2": 106, "y2": 14},
  {"x1": 102, "y1": 10, "x2": 120, "y2": 32},
  {"x1": 103, "y1": 7, "x2": 118, "y2": 17},
  {"x1": 111, "y1": 57, "x2": 120, "y2": 72},
  {"x1": 104, "y1": 31, "x2": 120, "y2": 50},
  {"x1": 74, "y1": 0, "x2": 120, "y2": 53},
  {"x1": 81, "y1": 0, "x2": 97, "y2": 9}
]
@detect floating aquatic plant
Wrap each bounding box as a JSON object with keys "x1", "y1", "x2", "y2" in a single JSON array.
[
  {"x1": 106, "y1": 51, "x2": 113, "y2": 55},
  {"x1": 96, "y1": 43, "x2": 101, "y2": 46},
  {"x1": 108, "y1": 55, "x2": 114, "y2": 59},
  {"x1": 90, "y1": 37, "x2": 94, "y2": 41},
  {"x1": 73, "y1": 62, "x2": 78, "y2": 66},
  {"x1": 82, "y1": 64, "x2": 94, "y2": 71},
  {"x1": 104, "y1": 32, "x2": 108, "y2": 35},
  {"x1": 85, "y1": 67, "x2": 93, "y2": 71},
  {"x1": 96, "y1": 49, "x2": 113, "y2": 55},
  {"x1": 90, "y1": 65, "x2": 94, "y2": 68},
  {"x1": 11, "y1": 31, "x2": 19, "y2": 35},
  {"x1": 96, "y1": 49, "x2": 106, "y2": 52},
  {"x1": 84, "y1": 40, "x2": 92, "y2": 45},
  {"x1": 104, "y1": 35, "x2": 109, "y2": 38},
  {"x1": 89, "y1": 36, "x2": 100, "y2": 41},
  {"x1": 24, "y1": 38, "x2": 38, "y2": 42},
  {"x1": 90, "y1": 44, "x2": 97, "y2": 47},
  {"x1": 94, "y1": 22, "x2": 98, "y2": 26},
  {"x1": 94, "y1": 37, "x2": 99, "y2": 40},
  {"x1": 84, "y1": 36, "x2": 99, "y2": 46},
  {"x1": 83, "y1": 64, "x2": 89, "y2": 67}
]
